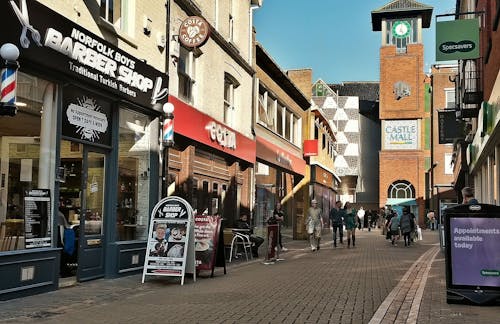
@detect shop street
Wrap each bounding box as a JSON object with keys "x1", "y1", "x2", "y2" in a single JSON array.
[{"x1": 1, "y1": 230, "x2": 498, "y2": 324}]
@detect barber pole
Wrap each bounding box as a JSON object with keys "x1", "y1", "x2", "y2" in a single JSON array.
[
  {"x1": 163, "y1": 116, "x2": 174, "y2": 144},
  {"x1": 1, "y1": 66, "x2": 17, "y2": 105},
  {"x1": 0, "y1": 43, "x2": 20, "y2": 116},
  {"x1": 162, "y1": 102, "x2": 175, "y2": 146}
]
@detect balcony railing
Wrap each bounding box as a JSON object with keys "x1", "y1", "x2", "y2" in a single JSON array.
[{"x1": 456, "y1": 58, "x2": 483, "y2": 118}]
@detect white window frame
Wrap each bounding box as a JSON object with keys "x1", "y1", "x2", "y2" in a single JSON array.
[
  {"x1": 224, "y1": 73, "x2": 239, "y2": 127},
  {"x1": 178, "y1": 47, "x2": 196, "y2": 103},
  {"x1": 100, "y1": 0, "x2": 135, "y2": 35}
]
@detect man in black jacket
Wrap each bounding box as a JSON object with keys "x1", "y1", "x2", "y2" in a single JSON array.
[{"x1": 329, "y1": 200, "x2": 343, "y2": 247}]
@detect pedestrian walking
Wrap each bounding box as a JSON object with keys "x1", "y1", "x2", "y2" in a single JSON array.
[
  {"x1": 306, "y1": 199, "x2": 323, "y2": 251},
  {"x1": 400, "y1": 207, "x2": 412, "y2": 247},
  {"x1": 388, "y1": 212, "x2": 400, "y2": 246},
  {"x1": 343, "y1": 202, "x2": 357, "y2": 248},
  {"x1": 329, "y1": 200, "x2": 343, "y2": 247},
  {"x1": 357, "y1": 206, "x2": 365, "y2": 230},
  {"x1": 427, "y1": 210, "x2": 435, "y2": 230}
]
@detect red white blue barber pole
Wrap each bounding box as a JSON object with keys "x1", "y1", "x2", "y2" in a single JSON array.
[
  {"x1": 162, "y1": 102, "x2": 175, "y2": 146},
  {"x1": 0, "y1": 43, "x2": 20, "y2": 116}
]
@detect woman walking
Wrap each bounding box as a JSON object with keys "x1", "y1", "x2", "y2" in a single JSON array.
[
  {"x1": 343, "y1": 202, "x2": 357, "y2": 248},
  {"x1": 400, "y1": 207, "x2": 413, "y2": 247},
  {"x1": 306, "y1": 199, "x2": 323, "y2": 251}
]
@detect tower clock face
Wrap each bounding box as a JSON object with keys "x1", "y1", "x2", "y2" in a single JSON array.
[{"x1": 392, "y1": 21, "x2": 411, "y2": 38}]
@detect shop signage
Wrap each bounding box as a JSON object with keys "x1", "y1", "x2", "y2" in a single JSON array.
[
  {"x1": 142, "y1": 196, "x2": 196, "y2": 285},
  {"x1": 168, "y1": 95, "x2": 256, "y2": 163},
  {"x1": 313, "y1": 165, "x2": 333, "y2": 186},
  {"x1": 438, "y1": 109, "x2": 464, "y2": 144},
  {"x1": 194, "y1": 215, "x2": 221, "y2": 271},
  {"x1": 179, "y1": 16, "x2": 210, "y2": 48},
  {"x1": 62, "y1": 85, "x2": 112, "y2": 146},
  {"x1": 256, "y1": 136, "x2": 306, "y2": 175},
  {"x1": 303, "y1": 139, "x2": 318, "y2": 156},
  {"x1": 206, "y1": 121, "x2": 236, "y2": 149},
  {"x1": 383, "y1": 120, "x2": 419, "y2": 150},
  {"x1": 276, "y1": 151, "x2": 292, "y2": 168},
  {"x1": 436, "y1": 18, "x2": 479, "y2": 61},
  {"x1": 1, "y1": 0, "x2": 168, "y2": 109},
  {"x1": 24, "y1": 189, "x2": 51, "y2": 249}
]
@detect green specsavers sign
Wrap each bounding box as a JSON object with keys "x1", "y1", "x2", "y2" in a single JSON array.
[{"x1": 436, "y1": 18, "x2": 479, "y2": 61}]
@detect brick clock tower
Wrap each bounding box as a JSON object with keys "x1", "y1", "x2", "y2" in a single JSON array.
[{"x1": 372, "y1": 0, "x2": 433, "y2": 225}]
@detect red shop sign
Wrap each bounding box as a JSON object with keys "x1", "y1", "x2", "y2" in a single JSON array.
[{"x1": 168, "y1": 96, "x2": 256, "y2": 164}]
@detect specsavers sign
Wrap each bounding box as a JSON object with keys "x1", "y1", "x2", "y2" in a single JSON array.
[
  {"x1": 1, "y1": 0, "x2": 168, "y2": 108},
  {"x1": 383, "y1": 120, "x2": 419, "y2": 150},
  {"x1": 436, "y1": 18, "x2": 479, "y2": 61}
]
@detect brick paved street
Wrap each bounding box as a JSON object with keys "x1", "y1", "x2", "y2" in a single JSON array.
[{"x1": 0, "y1": 229, "x2": 498, "y2": 323}]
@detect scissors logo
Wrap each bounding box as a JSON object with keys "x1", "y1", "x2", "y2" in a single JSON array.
[{"x1": 10, "y1": 0, "x2": 42, "y2": 48}]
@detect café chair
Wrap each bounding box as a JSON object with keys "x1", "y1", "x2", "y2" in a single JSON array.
[{"x1": 228, "y1": 229, "x2": 253, "y2": 262}]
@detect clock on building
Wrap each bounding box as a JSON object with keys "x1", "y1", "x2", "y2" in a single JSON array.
[{"x1": 392, "y1": 20, "x2": 411, "y2": 38}]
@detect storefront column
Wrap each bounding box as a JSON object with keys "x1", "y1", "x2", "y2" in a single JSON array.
[{"x1": 38, "y1": 83, "x2": 55, "y2": 188}]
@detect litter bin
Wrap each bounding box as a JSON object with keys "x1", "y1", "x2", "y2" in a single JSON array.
[{"x1": 443, "y1": 204, "x2": 500, "y2": 305}]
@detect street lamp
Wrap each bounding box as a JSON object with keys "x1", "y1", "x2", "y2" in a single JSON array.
[
  {"x1": 0, "y1": 43, "x2": 20, "y2": 116},
  {"x1": 162, "y1": 102, "x2": 174, "y2": 197}
]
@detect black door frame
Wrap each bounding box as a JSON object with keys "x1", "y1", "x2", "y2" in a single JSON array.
[{"x1": 76, "y1": 145, "x2": 110, "y2": 282}]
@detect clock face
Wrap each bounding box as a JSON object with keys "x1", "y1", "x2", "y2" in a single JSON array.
[{"x1": 392, "y1": 21, "x2": 411, "y2": 38}]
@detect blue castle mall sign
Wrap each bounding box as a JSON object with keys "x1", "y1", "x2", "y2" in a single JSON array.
[{"x1": 0, "y1": 0, "x2": 168, "y2": 109}]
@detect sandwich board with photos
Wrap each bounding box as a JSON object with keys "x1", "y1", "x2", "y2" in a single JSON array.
[{"x1": 142, "y1": 196, "x2": 196, "y2": 285}]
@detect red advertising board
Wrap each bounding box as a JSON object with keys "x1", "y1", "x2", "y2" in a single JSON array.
[{"x1": 194, "y1": 215, "x2": 222, "y2": 271}]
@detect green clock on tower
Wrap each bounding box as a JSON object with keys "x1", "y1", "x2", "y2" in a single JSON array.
[{"x1": 392, "y1": 20, "x2": 411, "y2": 38}]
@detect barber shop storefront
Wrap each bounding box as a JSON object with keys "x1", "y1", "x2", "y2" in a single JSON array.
[
  {"x1": 0, "y1": 1, "x2": 168, "y2": 300},
  {"x1": 165, "y1": 96, "x2": 255, "y2": 228},
  {"x1": 255, "y1": 136, "x2": 306, "y2": 239}
]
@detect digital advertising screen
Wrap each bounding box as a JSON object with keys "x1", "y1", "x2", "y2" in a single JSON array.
[{"x1": 449, "y1": 217, "x2": 500, "y2": 287}]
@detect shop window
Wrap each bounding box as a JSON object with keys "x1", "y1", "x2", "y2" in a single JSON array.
[
  {"x1": 100, "y1": 0, "x2": 135, "y2": 35},
  {"x1": 116, "y1": 109, "x2": 152, "y2": 241},
  {"x1": 0, "y1": 72, "x2": 56, "y2": 252},
  {"x1": 178, "y1": 47, "x2": 196, "y2": 103}
]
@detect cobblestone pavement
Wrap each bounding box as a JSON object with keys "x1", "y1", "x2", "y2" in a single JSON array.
[{"x1": 0, "y1": 229, "x2": 498, "y2": 323}]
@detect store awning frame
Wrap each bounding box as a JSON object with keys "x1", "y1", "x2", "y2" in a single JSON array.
[{"x1": 385, "y1": 198, "x2": 417, "y2": 206}]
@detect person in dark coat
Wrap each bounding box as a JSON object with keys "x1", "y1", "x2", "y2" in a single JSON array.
[{"x1": 236, "y1": 214, "x2": 264, "y2": 257}]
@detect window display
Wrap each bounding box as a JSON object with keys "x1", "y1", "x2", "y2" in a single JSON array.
[
  {"x1": 116, "y1": 109, "x2": 152, "y2": 241},
  {"x1": 0, "y1": 72, "x2": 56, "y2": 251}
]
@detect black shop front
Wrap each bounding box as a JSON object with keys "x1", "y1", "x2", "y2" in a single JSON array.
[{"x1": 0, "y1": 0, "x2": 168, "y2": 300}]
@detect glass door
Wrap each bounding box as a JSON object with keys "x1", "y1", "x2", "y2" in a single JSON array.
[{"x1": 77, "y1": 148, "x2": 107, "y2": 281}]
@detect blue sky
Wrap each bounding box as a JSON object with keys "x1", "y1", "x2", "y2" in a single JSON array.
[{"x1": 253, "y1": 0, "x2": 456, "y2": 83}]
